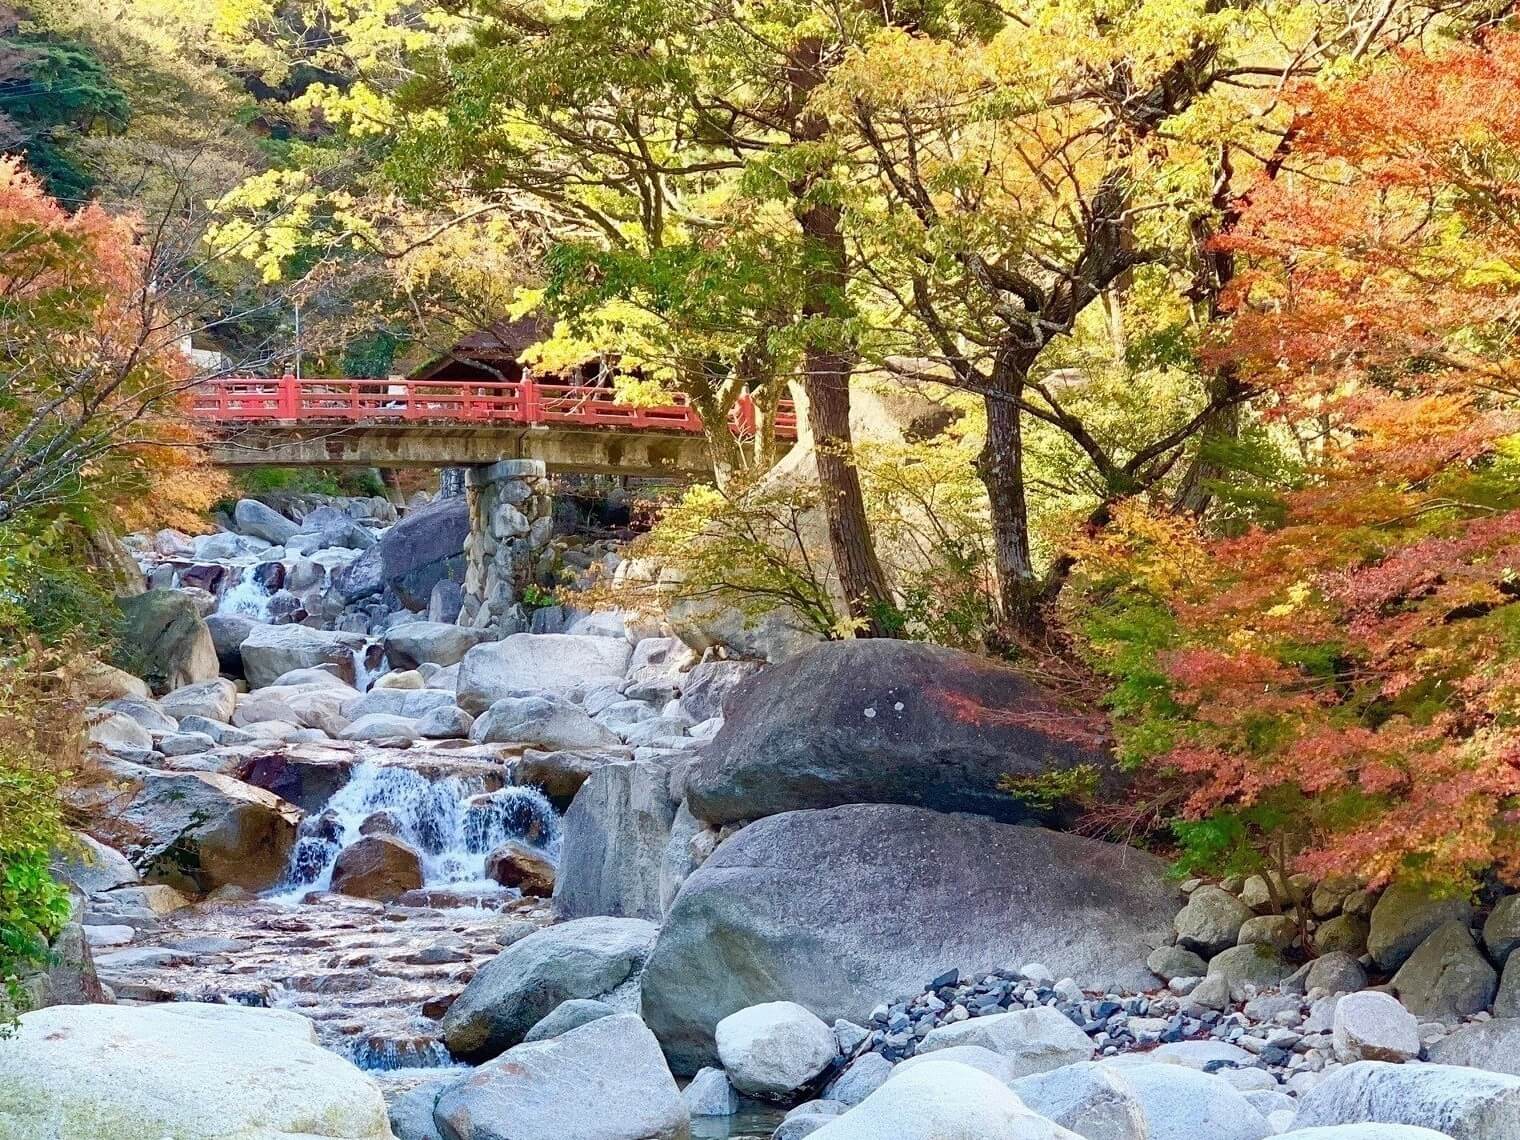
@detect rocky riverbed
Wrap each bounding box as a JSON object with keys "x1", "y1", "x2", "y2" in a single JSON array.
[{"x1": 10, "y1": 491, "x2": 1520, "y2": 1139}]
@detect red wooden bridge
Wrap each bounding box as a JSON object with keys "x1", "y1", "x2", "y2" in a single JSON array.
[
  {"x1": 194, "y1": 375, "x2": 796, "y2": 437},
  {"x1": 195, "y1": 375, "x2": 798, "y2": 475}
]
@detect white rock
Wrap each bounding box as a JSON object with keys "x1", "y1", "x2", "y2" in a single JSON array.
[
  {"x1": 0, "y1": 1002, "x2": 390, "y2": 1138},
  {"x1": 894, "y1": 1045, "x2": 1014, "y2": 1084},
  {"x1": 434, "y1": 1012, "x2": 687, "y2": 1140},
  {"x1": 233, "y1": 682, "x2": 359, "y2": 736},
  {"x1": 82, "y1": 924, "x2": 134, "y2": 947},
  {"x1": 683, "y1": 1066, "x2": 739, "y2": 1117},
  {"x1": 470, "y1": 694, "x2": 620, "y2": 750},
  {"x1": 338, "y1": 712, "x2": 422, "y2": 742},
  {"x1": 1332, "y1": 991, "x2": 1420, "y2": 1063},
  {"x1": 1106, "y1": 1060, "x2": 1272, "y2": 1140},
  {"x1": 919, "y1": 1005, "x2": 1095, "y2": 1079},
  {"x1": 458, "y1": 633, "x2": 634, "y2": 712},
  {"x1": 1011, "y1": 1060, "x2": 1148, "y2": 1140},
  {"x1": 88, "y1": 710, "x2": 153, "y2": 752},
  {"x1": 159, "y1": 678, "x2": 238, "y2": 723},
  {"x1": 1293, "y1": 1060, "x2": 1520, "y2": 1137},
  {"x1": 807, "y1": 1060, "x2": 1084, "y2": 1140},
  {"x1": 716, "y1": 1001, "x2": 837, "y2": 1100}
]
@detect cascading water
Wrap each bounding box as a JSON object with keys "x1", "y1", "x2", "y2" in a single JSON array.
[
  {"x1": 271, "y1": 761, "x2": 560, "y2": 902},
  {"x1": 217, "y1": 564, "x2": 277, "y2": 620}
]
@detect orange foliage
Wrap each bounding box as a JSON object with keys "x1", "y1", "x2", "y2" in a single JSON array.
[
  {"x1": 1074, "y1": 38, "x2": 1520, "y2": 891},
  {"x1": 0, "y1": 159, "x2": 219, "y2": 530}
]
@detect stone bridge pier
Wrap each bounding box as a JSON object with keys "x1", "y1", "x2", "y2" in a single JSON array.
[{"x1": 459, "y1": 459, "x2": 555, "y2": 633}]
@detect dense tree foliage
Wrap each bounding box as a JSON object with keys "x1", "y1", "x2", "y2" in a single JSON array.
[
  {"x1": 8, "y1": 1, "x2": 1520, "y2": 898},
  {"x1": 1074, "y1": 33, "x2": 1520, "y2": 893}
]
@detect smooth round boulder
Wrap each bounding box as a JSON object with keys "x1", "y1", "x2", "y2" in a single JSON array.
[
  {"x1": 805, "y1": 1059, "x2": 1084, "y2": 1140},
  {"x1": 441, "y1": 917, "x2": 658, "y2": 1063},
  {"x1": 330, "y1": 834, "x2": 424, "y2": 901},
  {"x1": 521, "y1": 998, "x2": 616, "y2": 1043},
  {"x1": 383, "y1": 620, "x2": 492, "y2": 668},
  {"x1": 640, "y1": 803, "x2": 1177, "y2": 1073},
  {"x1": 0, "y1": 1002, "x2": 391, "y2": 1139},
  {"x1": 1010, "y1": 1061, "x2": 1148, "y2": 1140},
  {"x1": 684, "y1": 640, "x2": 1113, "y2": 827},
  {"x1": 485, "y1": 840, "x2": 556, "y2": 896},
  {"x1": 715, "y1": 1001, "x2": 836, "y2": 1101},
  {"x1": 1110, "y1": 1062, "x2": 1271, "y2": 1140}
]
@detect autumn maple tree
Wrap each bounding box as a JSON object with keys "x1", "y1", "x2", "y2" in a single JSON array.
[
  {"x1": 1072, "y1": 34, "x2": 1520, "y2": 894},
  {"x1": 0, "y1": 158, "x2": 228, "y2": 532}
]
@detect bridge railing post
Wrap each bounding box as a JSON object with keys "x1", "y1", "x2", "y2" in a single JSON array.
[
  {"x1": 278, "y1": 373, "x2": 297, "y2": 419},
  {"x1": 736, "y1": 391, "x2": 756, "y2": 436},
  {"x1": 521, "y1": 375, "x2": 541, "y2": 424}
]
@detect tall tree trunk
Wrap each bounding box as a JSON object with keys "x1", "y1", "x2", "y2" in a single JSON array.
[
  {"x1": 752, "y1": 379, "x2": 783, "y2": 470},
  {"x1": 805, "y1": 343, "x2": 894, "y2": 634},
  {"x1": 796, "y1": 194, "x2": 895, "y2": 636},
  {"x1": 976, "y1": 377, "x2": 1040, "y2": 638},
  {"x1": 692, "y1": 392, "x2": 745, "y2": 491}
]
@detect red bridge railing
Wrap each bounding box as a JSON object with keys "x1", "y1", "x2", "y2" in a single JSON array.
[{"x1": 193, "y1": 376, "x2": 798, "y2": 440}]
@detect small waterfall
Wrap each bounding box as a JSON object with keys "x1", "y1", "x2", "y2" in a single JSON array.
[
  {"x1": 271, "y1": 762, "x2": 560, "y2": 901},
  {"x1": 217, "y1": 564, "x2": 277, "y2": 620},
  {"x1": 340, "y1": 1037, "x2": 459, "y2": 1072},
  {"x1": 351, "y1": 644, "x2": 385, "y2": 692}
]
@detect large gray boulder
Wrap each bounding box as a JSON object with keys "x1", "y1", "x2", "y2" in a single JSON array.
[
  {"x1": 112, "y1": 590, "x2": 219, "y2": 696},
  {"x1": 1009, "y1": 1061, "x2": 1147, "y2": 1140},
  {"x1": 240, "y1": 624, "x2": 366, "y2": 690},
  {"x1": 469, "y1": 694, "x2": 619, "y2": 750},
  {"x1": 50, "y1": 833, "x2": 139, "y2": 895},
  {"x1": 233, "y1": 498, "x2": 300, "y2": 543},
  {"x1": 433, "y1": 1014, "x2": 688, "y2": 1140},
  {"x1": 1368, "y1": 884, "x2": 1473, "y2": 971},
  {"x1": 1333, "y1": 991, "x2": 1420, "y2": 1063},
  {"x1": 1108, "y1": 1063, "x2": 1271, "y2": 1140},
  {"x1": 684, "y1": 640, "x2": 1112, "y2": 827},
  {"x1": 639, "y1": 803, "x2": 1177, "y2": 1073},
  {"x1": 112, "y1": 771, "x2": 302, "y2": 894},
  {"x1": 159, "y1": 678, "x2": 238, "y2": 723},
  {"x1": 1293, "y1": 1061, "x2": 1520, "y2": 1138},
  {"x1": 457, "y1": 634, "x2": 634, "y2": 712},
  {"x1": 1175, "y1": 886, "x2": 1255, "y2": 956},
  {"x1": 205, "y1": 612, "x2": 256, "y2": 676},
  {"x1": 440, "y1": 917, "x2": 658, "y2": 1063},
  {"x1": 1429, "y1": 1018, "x2": 1520, "y2": 1075},
  {"x1": 553, "y1": 761, "x2": 676, "y2": 922},
  {"x1": 805, "y1": 1059, "x2": 1083, "y2": 1140},
  {"x1": 678, "y1": 658, "x2": 763, "y2": 723},
  {"x1": 513, "y1": 747, "x2": 630, "y2": 804},
  {"x1": 1390, "y1": 920, "x2": 1497, "y2": 1019},
  {"x1": 384, "y1": 621, "x2": 492, "y2": 669},
  {"x1": 378, "y1": 496, "x2": 469, "y2": 610},
  {"x1": 0, "y1": 1002, "x2": 391, "y2": 1139}
]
